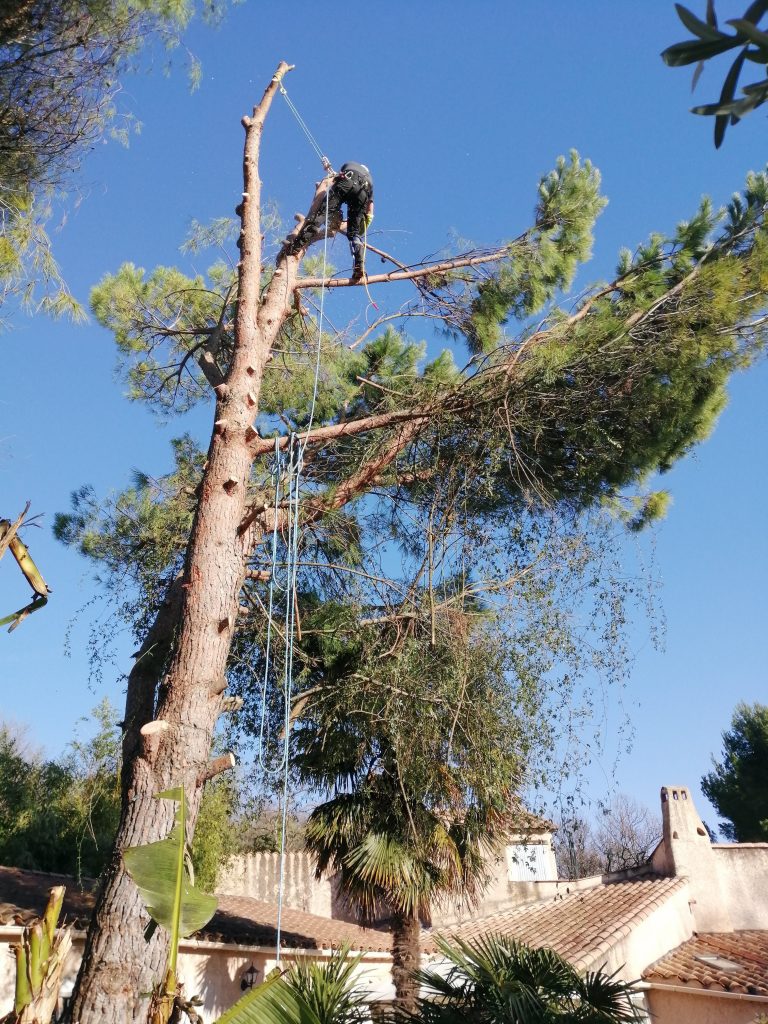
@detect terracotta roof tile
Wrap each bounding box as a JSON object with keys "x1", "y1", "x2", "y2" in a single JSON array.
[
  {"x1": 0, "y1": 865, "x2": 393, "y2": 953},
  {"x1": 643, "y1": 931, "x2": 768, "y2": 995},
  {"x1": 0, "y1": 866, "x2": 96, "y2": 930},
  {"x1": 429, "y1": 877, "x2": 686, "y2": 967},
  {"x1": 207, "y1": 894, "x2": 392, "y2": 952}
]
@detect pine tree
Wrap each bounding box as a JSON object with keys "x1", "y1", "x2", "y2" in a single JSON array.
[
  {"x1": 58, "y1": 62, "x2": 768, "y2": 1022},
  {"x1": 702, "y1": 702, "x2": 768, "y2": 841}
]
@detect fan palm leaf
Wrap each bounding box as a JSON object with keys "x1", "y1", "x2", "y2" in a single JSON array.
[{"x1": 403, "y1": 934, "x2": 645, "y2": 1023}]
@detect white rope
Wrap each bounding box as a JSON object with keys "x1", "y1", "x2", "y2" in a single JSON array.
[
  {"x1": 260, "y1": 177, "x2": 332, "y2": 963},
  {"x1": 277, "y1": 81, "x2": 331, "y2": 170},
  {"x1": 257, "y1": 439, "x2": 286, "y2": 775},
  {"x1": 275, "y1": 433, "x2": 301, "y2": 960}
]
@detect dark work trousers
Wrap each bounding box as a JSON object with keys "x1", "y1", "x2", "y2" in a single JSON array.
[{"x1": 300, "y1": 182, "x2": 370, "y2": 270}]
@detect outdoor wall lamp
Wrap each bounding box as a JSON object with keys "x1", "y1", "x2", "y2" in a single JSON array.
[{"x1": 240, "y1": 962, "x2": 258, "y2": 991}]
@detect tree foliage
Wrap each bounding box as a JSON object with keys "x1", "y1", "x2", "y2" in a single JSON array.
[
  {"x1": 403, "y1": 934, "x2": 644, "y2": 1023},
  {"x1": 0, "y1": 700, "x2": 121, "y2": 879},
  {"x1": 0, "y1": 0, "x2": 227, "y2": 317},
  {"x1": 0, "y1": 701, "x2": 243, "y2": 886},
  {"x1": 53, "y1": 62, "x2": 768, "y2": 1014},
  {"x1": 283, "y1": 945, "x2": 369, "y2": 1024},
  {"x1": 701, "y1": 701, "x2": 768, "y2": 840},
  {"x1": 662, "y1": 2, "x2": 768, "y2": 147}
]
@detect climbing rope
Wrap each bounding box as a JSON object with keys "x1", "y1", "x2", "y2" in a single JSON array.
[
  {"x1": 278, "y1": 79, "x2": 378, "y2": 307},
  {"x1": 362, "y1": 220, "x2": 378, "y2": 310},
  {"x1": 264, "y1": 78, "x2": 379, "y2": 959},
  {"x1": 256, "y1": 103, "x2": 331, "y2": 957},
  {"x1": 277, "y1": 80, "x2": 332, "y2": 172},
  {"x1": 275, "y1": 432, "x2": 301, "y2": 960}
]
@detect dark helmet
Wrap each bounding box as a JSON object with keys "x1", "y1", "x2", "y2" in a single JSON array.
[{"x1": 340, "y1": 161, "x2": 370, "y2": 180}]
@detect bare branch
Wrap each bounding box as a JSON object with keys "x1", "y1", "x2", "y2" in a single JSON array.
[{"x1": 295, "y1": 246, "x2": 512, "y2": 290}]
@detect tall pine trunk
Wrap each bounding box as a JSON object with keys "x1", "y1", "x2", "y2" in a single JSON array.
[
  {"x1": 69, "y1": 62, "x2": 296, "y2": 1024},
  {"x1": 391, "y1": 910, "x2": 422, "y2": 1015}
]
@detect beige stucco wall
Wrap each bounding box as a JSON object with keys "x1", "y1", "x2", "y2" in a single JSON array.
[
  {"x1": 646, "y1": 985, "x2": 768, "y2": 1024},
  {"x1": 713, "y1": 844, "x2": 768, "y2": 930},
  {"x1": 217, "y1": 851, "x2": 334, "y2": 918},
  {"x1": 0, "y1": 929, "x2": 393, "y2": 1023},
  {"x1": 225, "y1": 839, "x2": 559, "y2": 930},
  {"x1": 659, "y1": 785, "x2": 734, "y2": 931},
  {"x1": 433, "y1": 835, "x2": 560, "y2": 927},
  {"x1": 177, "y1": 941, "x2": 393, "y2": 1020}
]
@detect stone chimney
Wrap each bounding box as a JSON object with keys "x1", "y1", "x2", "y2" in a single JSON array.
[{"x1": 655, "y1": 784, "x2": 733, "y2": 932}]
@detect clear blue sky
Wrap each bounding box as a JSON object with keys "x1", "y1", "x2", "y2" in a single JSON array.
[{"x1": 1, "y1": 2, "x2": 765, "y2": 831}]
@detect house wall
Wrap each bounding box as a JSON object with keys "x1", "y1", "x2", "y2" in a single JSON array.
[
  {"x1": 655, "y1": 784, "x2": 768, "y2": 934},
  {"x1": 0, "y1": 929, "x2": 393, "y2": 1023},
  {"x1": 224, "y1": 835, "x2": 559, "y2": 928},
  {"x1": 658, "y1": 784, "x2": 733, "y2": 931},
  {"x1": 713, "y1": 844, "x2": 768, "y2": 930},
  {"x1": 177, "y1": 941, "x2": 393, "y2": 1020},
  {"x1": 217, "y1": 851, "x2": 334, "y2": 917},
  {"x1": 646, "y1": 986, "x2": 768, "y2": 1024},
  {"x1": 432, "y1": 832, "x2": 559, "y2": 927}
]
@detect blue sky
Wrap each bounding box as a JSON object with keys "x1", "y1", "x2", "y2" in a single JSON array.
[{"x1": 1, "y1": 2, "x2": 766, "y2": 830}]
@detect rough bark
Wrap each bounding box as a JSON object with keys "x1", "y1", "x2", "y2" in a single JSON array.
[
  {"x1": 69, "y1": 62, "x2": 295, "y2": 1024},
  {"x1": 391, "y1": 910, "x2": 421, "y2": 1016}
]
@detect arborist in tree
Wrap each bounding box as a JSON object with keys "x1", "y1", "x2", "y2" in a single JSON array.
[{"x1": 288, "y1": 161, "x2": 374, "y2": 282}]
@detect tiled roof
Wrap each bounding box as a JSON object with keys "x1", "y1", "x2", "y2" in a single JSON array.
[
  {"x1": 432, "y1": 877, "x2": 687, "y2": 967},
  {"x1": 0, "y1": 865, "x2": 392, "y2": 953},
  {"x1": 643, "y1": 931, "x2": 768, "y2": 996},
  {"x1": 205, "y1": 894, "x2": 392, "y2": 952},
  {"x1": 0, "y1": 865, "x2": 690, "y2": 967},
  {"x1": 0, "y1": 866, "x2": 96, "y2": 930}
]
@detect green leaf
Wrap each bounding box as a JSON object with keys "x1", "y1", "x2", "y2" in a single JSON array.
[
  {"x1": 715, "y1": 50, "x2": 747, "y2": 147},
  {"x1": 661, "y1": 35, "x2": 742, "y2": 66},
  {"x1": 214, "y1": 973, "x2": 322, "y2": 1024},
  {"x1": 1, "y1": 596, "x2": 48, "y2": 632},
  {"x1": 123, "y1": 786, "x2": 217, "y2": 969},
  {"x1": 675, "y1": 3, "x2": 724, "y2": 41},
  {"x1": 728, "y1": 17, "x2": 768, "y2": 50}
]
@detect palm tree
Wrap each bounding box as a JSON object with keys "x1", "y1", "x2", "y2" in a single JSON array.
[
  {"x1": 404, "y1": 934, "x2": 645, "y2": 1023},
  {"x1": 283, "y1": 944, "x2": 370, "y2": 1024},
  {"x1": 303, "y1": 770, "x2": 506, "y2": 1015},
  {"x1": 294, "y1": 605, "x2": 524, "y2": 1015}
]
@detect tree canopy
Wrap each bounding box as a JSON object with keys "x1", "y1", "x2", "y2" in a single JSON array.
[
  {"x1": 50, "y1": 61, "x2": 768, "y2": 1020},
  {"x1": 0, "y1": 0, "x2": 225, "y2": 317},
  {"x1": 701, "y1": 701, "x2": 768, "y2": 841}
]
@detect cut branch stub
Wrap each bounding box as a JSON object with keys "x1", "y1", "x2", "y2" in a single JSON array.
[
  {"x1": 197, "y1": 752, "x2": 236, "y2": 787},
  {"x1": 140, "y1": 720, "x2": 170, "y2": 760}
]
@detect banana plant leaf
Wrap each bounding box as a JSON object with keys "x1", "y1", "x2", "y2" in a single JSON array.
[
  {"x1": 123, "y1": 786, "x2": 217, "y2": 974},
  {"x1": 214, "y1": 973, "x2": 323, "y2": 1024},
  {"x1": 0, "y1": 595, "x2": 47, "y2": 632}
]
